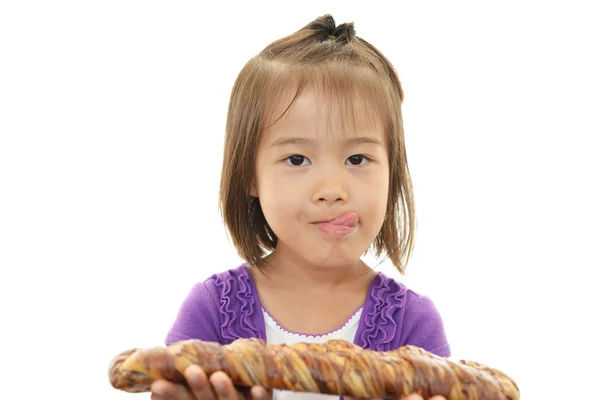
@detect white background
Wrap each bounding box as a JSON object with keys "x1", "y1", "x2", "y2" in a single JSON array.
[{"x1": 1, "y1": 1, "x2": 598, "y2": 399}]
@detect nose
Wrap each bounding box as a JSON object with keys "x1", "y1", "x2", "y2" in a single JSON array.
[{"x1": 311, "y1": 167, "x2": 348, "y2": 205}]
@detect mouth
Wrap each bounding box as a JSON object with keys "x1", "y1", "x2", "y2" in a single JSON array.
[
  {"x1": 312, "y1": 212, "x2": 359, "y2": 239},
  {"x1": 313, "y1": 211, "x2": 359, "y2": 227}
]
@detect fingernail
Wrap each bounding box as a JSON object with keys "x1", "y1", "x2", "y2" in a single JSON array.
[
  {"x1": 152, "y1": 385, "x2": 166, "y2": 397},
  {"x1": 215, "y1": 382, "x2": 226, "y2": 393},
  {"x1": 185, "y1": 369, "x2": 199, "y2": 384},
  {"x1": 189, "y1": 374, "x2": 201, "y2": 387}
]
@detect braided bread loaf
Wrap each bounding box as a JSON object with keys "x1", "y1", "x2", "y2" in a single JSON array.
[{"x1": 108, "y1": 338, "x2": 519, "y2": 400}]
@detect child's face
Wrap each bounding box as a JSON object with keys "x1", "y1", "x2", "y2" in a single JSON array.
[{"x1": 251, "y1": 88, "x2": 389, "y2": 269}]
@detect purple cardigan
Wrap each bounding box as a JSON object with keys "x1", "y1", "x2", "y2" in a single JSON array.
[{"x1": 165, "y1": 264, "x2": 450, "y2": 356}]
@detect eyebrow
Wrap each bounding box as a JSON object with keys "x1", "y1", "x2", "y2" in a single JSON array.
[{"x1": 269, "y1": 136, "x2": 384, "y2": 148}]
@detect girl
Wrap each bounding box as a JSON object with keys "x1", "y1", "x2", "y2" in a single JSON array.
[{"x1": 151, "y1": 14, "x2": 449, "y2": 400}]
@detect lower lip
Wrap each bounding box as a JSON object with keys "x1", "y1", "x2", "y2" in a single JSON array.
[{"x1": 313, "y1": 222, "x2": 356, "y2": 239}]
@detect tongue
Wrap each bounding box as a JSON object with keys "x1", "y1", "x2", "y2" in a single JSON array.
[{"x1": 328, "y1": 212, "x2": 359, "y2": 227}]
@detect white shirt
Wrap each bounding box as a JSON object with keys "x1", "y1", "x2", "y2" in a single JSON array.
[{"x1": 263, "y1": 307, "x2": 363, "y2": 400}]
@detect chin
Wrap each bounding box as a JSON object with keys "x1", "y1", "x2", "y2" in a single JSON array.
[{"x1": 305, "y1": 251, "x2": 364, "y2": 268}]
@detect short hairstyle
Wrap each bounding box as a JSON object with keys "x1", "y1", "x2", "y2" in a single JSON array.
[{"x1": 219, "y1": 14, "x2": 415, "y2": 274}]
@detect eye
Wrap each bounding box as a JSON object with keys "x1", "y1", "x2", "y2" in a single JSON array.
[
  {"x1": 346, "y1": 155, "x2": 370, "y2": 166},
  {"x1": 285, "y1": 155, "x2": 310, "y2": 167}
]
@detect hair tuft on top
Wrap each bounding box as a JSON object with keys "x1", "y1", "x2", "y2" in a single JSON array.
[{"x1": 305, "y1": 14, "x2": 356, "y2": 44}]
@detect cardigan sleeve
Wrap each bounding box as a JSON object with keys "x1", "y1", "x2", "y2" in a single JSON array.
[
  {"x1": 399, "y1": 292, "x2": 451, "y2": 357},
  {"x1": 165, "y1": 280, "x2": 222, "y2": 345}
]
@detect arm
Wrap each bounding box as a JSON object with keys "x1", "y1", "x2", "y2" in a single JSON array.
[
  {"x1": 157, "y1": 281, "x2": 272, "y2": 400},
  {"x1": 165, "y1": 281, "x2": 222, "y2": 345},
  {"x1": 399, "y1": 292, "x2": 451, "y2": 357}
]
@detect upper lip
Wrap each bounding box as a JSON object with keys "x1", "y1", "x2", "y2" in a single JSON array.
[
  {"x1": 313, "y1": 218, "x2": 338, "y2": 223},
  {"x1": 312, "y1": 211, "x2": 359, "y2": 226},
  {"x1": 313, "y1": 215, "x2": 343, "y2": 224}
]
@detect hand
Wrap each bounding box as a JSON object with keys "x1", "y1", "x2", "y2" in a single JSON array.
[
  {"x1": 150, "y1": 365, "x2": 272, "y2": 400},
  {"x1": 344, "y1": 396, "x2": 446, "y2": 400}
]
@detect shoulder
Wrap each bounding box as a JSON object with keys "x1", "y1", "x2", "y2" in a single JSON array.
[
  {"x1": 359, "y1": 271, "x2": 450, "y2": 357},
  {"x1": 366, "y1": 270, "x2": 410, "y2": 304},
  {"x1": 203, "y1": 263, "x2": 253, "y2": 291},
  {"x1": 165, "y1": 264, "x2": 265, "y2": 345},
  {"x1": 174, "y1": 264, "x2": 249, "y2": 305},
  {"x1": 369, "y1": 271, "x2": 444, "y2": 317}
]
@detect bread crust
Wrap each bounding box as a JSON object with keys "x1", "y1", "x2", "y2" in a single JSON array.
[{"x1": 108, "y1": 338, "x2": 519, "y2": 399}]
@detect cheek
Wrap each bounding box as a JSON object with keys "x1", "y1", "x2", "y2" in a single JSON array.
[
  {"x1": 370, "y1": 171, "x2": 390, "y2": 220},
  {"x1": 258, "y1": 175, "x2": 301, "y2": 220}
]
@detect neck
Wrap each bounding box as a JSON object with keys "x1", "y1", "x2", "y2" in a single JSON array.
[{"x1": 258, "y1": 245, "x2": 374, "y2": 291}]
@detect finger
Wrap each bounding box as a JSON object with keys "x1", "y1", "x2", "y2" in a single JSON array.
[
  {"x1": 151, "y1": 379, "x2": 194, "y2": 399},
  {"x1": 150, "y1": 393, "x2": 164, "y2": 400},
  {"x1": 341, "y1": 397, "x2": 383, "y2": 400},
  {"x1": 186, "y1": 365, "x2": 218, "y2": 400},
  {"x1": 150, "y1": 379, "x2": 173, "y2": 398},
  {"x1": 210, "y1": 371, "x2": 243, "y2": 400},
  {"x1": 399, "y1": 395, "x2": 424, "y2": 400},
  {"x1": 429, "y1": 397, "x2": 446, "y2": 400},
  {"x1": 250, "y1": 385, "x2": 271, "y2": 400}
]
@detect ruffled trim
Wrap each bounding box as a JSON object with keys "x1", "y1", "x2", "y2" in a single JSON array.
[
  {"x1": 356, "y1": 273, "x2": 407, "y2": 351},
  {"x1": 214, "y1": 265, "x2": 264, "y2": 342},
  {"x1": 263, "y1": 306, "x2": 363, "y2": 339},
  {"x1": 212, "y1": 265, "x2": 407, "y2": 351}
]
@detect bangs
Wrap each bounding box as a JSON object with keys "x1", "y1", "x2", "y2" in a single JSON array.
[{"x1": 259, "y1": 63, "x2": 399, "y2": 140}]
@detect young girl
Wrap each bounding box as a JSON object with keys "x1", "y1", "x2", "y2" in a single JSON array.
[{"x1": 150, "y1": 14, "x2": 449, "y2": 400}]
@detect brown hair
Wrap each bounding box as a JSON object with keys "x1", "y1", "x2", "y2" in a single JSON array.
[{"x1": 218, "y1": 14, "x2": 415, "y2": 274}]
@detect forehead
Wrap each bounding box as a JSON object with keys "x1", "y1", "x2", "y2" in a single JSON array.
[{"x1": 263, "y1": 86, "x2": 385, "y2": 144}]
